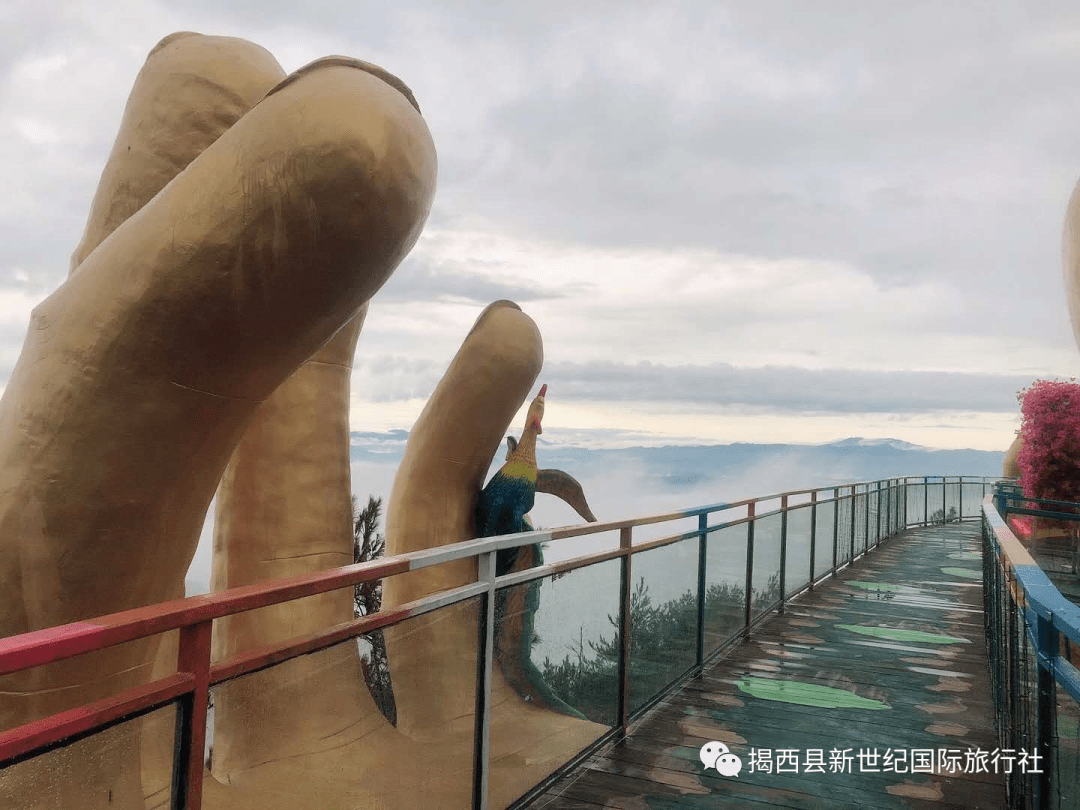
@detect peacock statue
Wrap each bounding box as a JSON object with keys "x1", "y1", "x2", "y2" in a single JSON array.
[
  {"x1": 476, "y1": 385, "x2": 596, "y2": 569},
  {"x1": 476, "y1": 384, "x2": 548, "y2": 574},
  {"x1": 474, "y1": 384, "x2": 597, "y2": 717}
]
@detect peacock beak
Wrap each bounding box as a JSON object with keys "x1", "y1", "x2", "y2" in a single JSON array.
[{"x1": 532, "y1": 383, "x2": 546, "y2": 434}]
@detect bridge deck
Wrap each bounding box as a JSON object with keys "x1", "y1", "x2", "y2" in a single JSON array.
[{"x1": 529, "y1": 523, "x2": 1006, "y2": 809}]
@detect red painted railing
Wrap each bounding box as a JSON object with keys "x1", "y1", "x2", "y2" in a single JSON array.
[{"x1": 0, "y1": 475, "x2": 999, "y2": 809}]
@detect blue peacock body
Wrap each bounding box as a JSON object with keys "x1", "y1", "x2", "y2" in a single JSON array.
[
  {"x1": 475, "y1": 457, "x2": 539, "y2": 576},
  {"x1": 475, "y1": 385, "x2": 546, "y2": 571},
  {"x1": 473, "y1": 384, "x2": 586, "y2": 719}
]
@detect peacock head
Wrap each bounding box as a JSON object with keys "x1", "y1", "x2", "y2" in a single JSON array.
[{"x1": 527, "y1": 383, "x2": 546, "y2": 435}]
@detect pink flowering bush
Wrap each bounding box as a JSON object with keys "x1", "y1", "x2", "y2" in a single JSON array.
[{"x1": 1016, "y1": 379, "x2": 1080, "y2": 504}]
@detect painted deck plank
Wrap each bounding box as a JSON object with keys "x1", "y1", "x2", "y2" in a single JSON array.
[{"x1": 529, "y1": 523, "x2": 1007, "y2": 809}]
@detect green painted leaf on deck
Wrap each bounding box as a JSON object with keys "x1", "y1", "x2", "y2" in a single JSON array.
[
  {"x1": 735, "y1": 677, "x2": 890, "y2": 710},
  {"x1": 837, "y1": 624, "x2": 969, "y2": 645},
  {"x1": 940, "y1": 566, "x2": 982, "y2": 580},
  {"x1": 1057, "y1": 715, "x2": 1080, "y2": 740},
  {"x1": 846, "y1": 580, "x2": 904, "y2": 592}
]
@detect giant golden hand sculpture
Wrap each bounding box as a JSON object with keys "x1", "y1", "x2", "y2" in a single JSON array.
[{"x1": 0, "y1": 33, "x2": 601, "y2": 810}]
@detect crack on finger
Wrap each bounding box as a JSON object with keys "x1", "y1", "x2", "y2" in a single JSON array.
[{"x1": 169, "y1": 380, "x2": 260, "y2": 402}]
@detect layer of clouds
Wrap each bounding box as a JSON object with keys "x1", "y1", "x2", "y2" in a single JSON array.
[
  {"x1": 350, "y1": 354, "x2": 1034, "y2": 413},
  {"x1": 3, "y1": 2, "x2": 1080, "y2": 458},
  {"x1": 184, "y1": 424, "x2": 1005, "y2": 592},
  {"x1": 536, "y1": 363, "x2": 1034, "y2": 413}
]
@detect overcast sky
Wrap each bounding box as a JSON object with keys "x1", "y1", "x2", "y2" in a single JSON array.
[{"x1": 5, "y1": 2, "x2": 1080, "y2": 453}]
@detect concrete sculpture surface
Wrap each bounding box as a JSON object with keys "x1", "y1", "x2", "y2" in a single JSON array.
[
  {"x1": 1003, "y1": 434, "x2": 1022, "y2": 479},
  {"x1": 1065, "y1": 180, "x2": 1080, "y2": 351},
  {"x1": 0, "y1": 32, "x2": 601, "y2": 810}
]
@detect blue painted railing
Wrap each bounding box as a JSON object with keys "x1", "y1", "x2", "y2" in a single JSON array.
[{"x1": 983, "y1": 488, "x2": 1080, "y2": 810}]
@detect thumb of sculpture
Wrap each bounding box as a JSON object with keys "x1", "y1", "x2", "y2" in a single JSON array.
[{"x1": 0, "y1": 32, "x2": 435, "y2": 810}]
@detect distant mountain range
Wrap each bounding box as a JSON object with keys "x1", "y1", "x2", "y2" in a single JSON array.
[
  {"x1": 187, "y1": 432, "x2": 1005, "y2": 594},
  {"x1": 348, "y1": 429, "x2": 1004, "y2": 526},
  {"x1": 350, "y1": 430, "x2": 1003, "y2": 490}
]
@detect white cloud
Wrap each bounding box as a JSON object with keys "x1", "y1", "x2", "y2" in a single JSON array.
[{"x1": 2, "y1": 3, "x2": 1077, "y2": 467}]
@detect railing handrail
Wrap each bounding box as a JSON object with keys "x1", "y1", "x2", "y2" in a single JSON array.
[
  {"x1": 981, "y1": 490, "x2": 1080, "y2": 808},
  {"x1": 997, "y1": 491, "x2": 1080, "y2": 512},
  {"x1": 0, "y1": 475, "x2": 996, "y2": 675},
  {"x1": 0, "y1": 473, "x2": 1001, "y2": 810},
  {"x1": 984, "y1": 495, "x2": 1080, "y2": 692}
]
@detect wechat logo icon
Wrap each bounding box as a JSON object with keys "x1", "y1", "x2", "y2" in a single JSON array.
[{"x1": 700, "y1": 741, "x2": 742, "y2": 777}]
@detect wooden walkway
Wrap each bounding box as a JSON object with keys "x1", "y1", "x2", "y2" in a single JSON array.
[{"x1": 530, "y1": 523, "x2": 1006, "y2": 809}]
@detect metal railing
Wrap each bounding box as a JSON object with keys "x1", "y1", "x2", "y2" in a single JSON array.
[
  {"x1": 984, "y1": 488, "x2": 1080, "y2": 810},
  {"x1": 0, "y1": 475, "x2": 998, "y2": 809},
  {"x1": 996, "y1": 486, "x2": 1080, "y2": 525}
]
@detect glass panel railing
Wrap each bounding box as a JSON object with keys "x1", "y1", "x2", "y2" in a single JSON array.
[
  {"x1": 387, "y1": 599, "x2": 480, "y2": 807},
  {"x1": 961, "y1": 480, "x2": 986, "y2": 519},
  {"x1": 523, "y1": 560, "x2": 621, "y2": 727},
  {"x1": 890, "y1": 481, "x2": 903, "y2": 534},
  {"x1": 211, "y1": 605, "x2": 480, "y2": 808},
  {"x1": 908, "y1": 479, "x2": 926, "y2": 525},
  {"x1": 784, "y1": 505, "x2": 812, "y2": 595},
  {"x1": 813, "y1": 497, "x2": 836, "y2": 580},
  {"x1": 1002, "y1": 596, "x2": 1040, "y2": 805},
  {"x1": 1054, "y1": 688, "x2": 1080, "y2": 810},
  {"x1": 0, "y1": 703, "x2": 176, "y2": 809},
  {"x1": 864, "y1": 485, "x2": 875, "y2": 549},
  {"x1": 877, "y1": 484, "x2": 888, "y2": 538},
  {"x1": 853, "y1": 487, "x2": 868, "y2": 556},
  {"x1": 873, "y1": 484, "x2": 885, "y2": 544},
  {"x1": 865, "y1": 486, "x2": 879, "y2": 549},
  {"x1": 626, "y1": 538, "x2": 699, "y2": 716},
  {"x1": 705, "y1": 523, "x2": 748, "y2": 656},
  {"x1": 926, "y1": 477, "x2": 947, "y2": 523},
  {"x1": 835, "y1": 492, "x2": 854, "y2": 567},
  {"x1": 143, "y1": 695, "x2": 180, "y2": 806},
  {"x1": 494, "y1": 563, "x2": 615, "y2": 809},
  {"x1": 945, "y1": 480, "x2": 962, "y2": 522},
  {"x1": 984, "y1": 499, "x2": 1069, "y2": 809},
  {"x1": 751, "y1": 514, "x2": 783, "y2": 618}
]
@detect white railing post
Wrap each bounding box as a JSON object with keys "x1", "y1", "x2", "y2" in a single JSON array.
[
  {"x1": 617, "y1": 526, "x2": 633, "y2": 728},
  {"x1": 473, "y1": 550, "x2": 497, "y2": 810}
]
